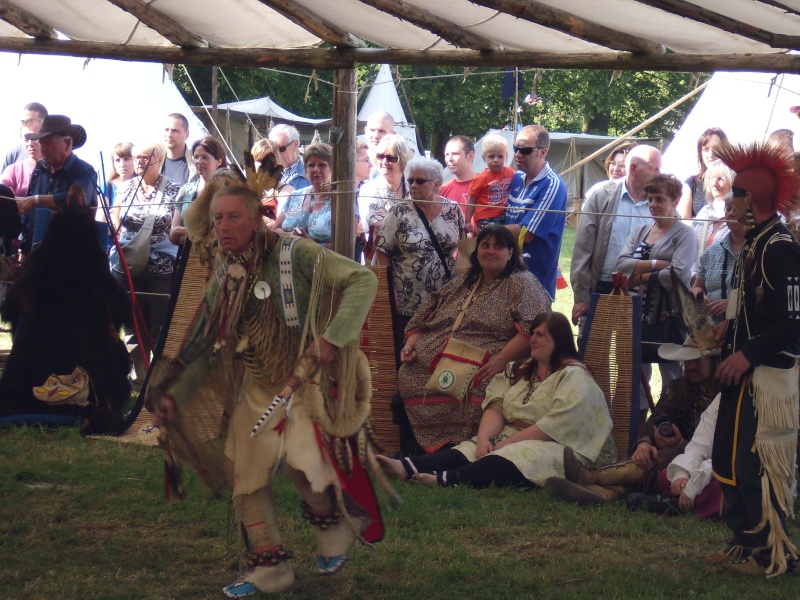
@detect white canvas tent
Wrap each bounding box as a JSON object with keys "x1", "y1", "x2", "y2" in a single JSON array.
[
  {"x1": 468, "y1": 129, "x2": 663, "y2": 203},
  {"x1": 662, "y1": 71, "x2": 800, "y2": 181},
  {"x1": 0, "y1": 53, "x2": 206, "y2": 186},
  {"x1": 357, "y1": 64, "x2": 420, "y2": 157},
  {"x1": 197, "y1": 95, "x2": 331, "y2": 164}
]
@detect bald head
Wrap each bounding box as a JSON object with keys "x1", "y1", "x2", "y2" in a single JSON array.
[
  {"x1": 625, "y1": 145, "x2": 662, "y2": 200},
  {"x1": 365, "y1": 111, "x2": 395, "y2": 148}
]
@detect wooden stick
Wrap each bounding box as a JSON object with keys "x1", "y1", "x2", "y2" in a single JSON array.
[
  {"x1": 0, "y1": 40, "x2": 799, "y2": 73},
  {"x1": 470, "y1": 0, "x2": 665, "y2": 53},
  {"x1": 635, "y1": 0, "x2": 800, "y2": 50},
  {"x1": 357, "y1": 0, "x2": 502, "y2": 51},
  {"x1": 255, "y1": 0, "x2": 365, "y2": 48},
  {"x1": 0, "y1": 0, "x2": 55, "y2": 39},
  {"x1": 559, "y1": 80, "x2": 709, "y2": 178},
  {"x1": 106, "y1": 0, "x2": 208, "y2": 48}
]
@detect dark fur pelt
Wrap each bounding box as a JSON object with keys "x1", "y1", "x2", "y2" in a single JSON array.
[{"x1": 0, "y1": 204, "x2": 132, "y2": 434}]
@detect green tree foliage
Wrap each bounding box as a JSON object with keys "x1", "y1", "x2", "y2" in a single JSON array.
[
  {"x1": 174, "y1": 65, "x2": 335, "y2": 118},
  {"x1": 173, "y1": 65, "x2": 705, "y2": 161}
]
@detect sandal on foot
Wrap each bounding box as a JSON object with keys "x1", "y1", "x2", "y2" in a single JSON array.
[
  {"x1": 222, "y1": 581, "x2": 259, "y2": 598},
  {"x1": 317, "y1": 554, "x2": 347, "y2": 575}
]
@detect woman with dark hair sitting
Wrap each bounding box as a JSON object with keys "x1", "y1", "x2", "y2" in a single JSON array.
[
  {"x1": 380, "y1": 312, "x2": 617, "y2": 488},
  {"x1": 395, "y1": 225, "x2": 550, "y2": 454}
]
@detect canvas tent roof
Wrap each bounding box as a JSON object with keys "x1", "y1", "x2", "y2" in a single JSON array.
[
  {"x1": 0, "y1": 52, "x2": 207, "y2": 180},
  {"x1": 662, "y1": 71, "x2": 800, "y2": 181},
  {"x1": 0, "y1": 1, "x2": 798, "y2": 73},
  {"x1": 209, "y1": 97, "x2": 330, "y2": 126},
  {"x1": 196, "y1": 95, "x2": 332, "y2": 164}
]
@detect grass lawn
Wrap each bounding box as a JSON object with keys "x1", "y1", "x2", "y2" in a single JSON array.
[{"x1": 1, "y1": 426, "x2": 798, "y2": 599}]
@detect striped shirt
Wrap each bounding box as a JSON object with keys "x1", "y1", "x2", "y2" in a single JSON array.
[{"x1": 505, "y1": 162, "x2": 567, "y2": 300}]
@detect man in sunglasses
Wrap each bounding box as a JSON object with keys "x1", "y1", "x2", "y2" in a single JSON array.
[
  {"x1": 570, "y1": 144, "x2": 662, "y2": 325},
  {"x1": 504, "y1": 124, "x2": 567, "y2": 302},
  {"x1": 269, "y1": 123, "x2": 310, "y2": 193},
  {"x1": 2, "y1": 102, "x2": 47, "y2": 172}
]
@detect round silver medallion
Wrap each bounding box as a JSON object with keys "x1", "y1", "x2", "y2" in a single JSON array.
[{"x1": 253, "y1": 281, "x2": 271, "y2": 300}]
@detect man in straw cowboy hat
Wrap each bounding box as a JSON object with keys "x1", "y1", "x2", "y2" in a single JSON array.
[
  {"x1": 16, "y1": 114, "x2": 97, "y2": 253},
  {"x1": 544, "y1": 338, "x2": 721, "y2": 512},
  {"x1": 701, "y1": 141, "x2": 800, "y2": 576}
]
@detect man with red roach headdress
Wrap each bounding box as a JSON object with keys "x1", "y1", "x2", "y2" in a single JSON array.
[{"x1": 701, "y1": 142, "x2": 800, "y2": 577}]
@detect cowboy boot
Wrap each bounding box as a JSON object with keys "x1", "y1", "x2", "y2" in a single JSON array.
[
  {"x1": 545, "y1": 477, "x2": 627, "y2": 506},
  {"x1": 563, "y1": 446, "x2": 647, "y2": 487}
]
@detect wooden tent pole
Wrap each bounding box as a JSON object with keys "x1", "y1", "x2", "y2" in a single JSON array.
[
  {"x1": 559, "y1": 80, "x2": 708, "y2": 178},
  {"x1": 332, "y1": 68, "x2": 357, "y2": 259}
]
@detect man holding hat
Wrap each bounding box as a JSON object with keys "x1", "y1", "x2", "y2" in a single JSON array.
[
  {"x1": 15, "y1": 114, "x2": 97, "y2": 252},
  {"x1": 701, "y1": 141, "x2": 800, "y2": 577}
]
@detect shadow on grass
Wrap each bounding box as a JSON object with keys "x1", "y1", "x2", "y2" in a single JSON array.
[{"x1": 1, "y1": 426, "x2": 798, "y2": 599}]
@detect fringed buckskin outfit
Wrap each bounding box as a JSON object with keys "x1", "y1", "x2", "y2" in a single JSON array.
[
  {"x1": 147, "y1": 230, "x2": 390, "y2": 595},
  {"x1": 711, "y1": 215, "x2": 800, "y2": 576}
]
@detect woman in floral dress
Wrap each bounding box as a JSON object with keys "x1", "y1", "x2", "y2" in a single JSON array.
[
  {"x1": 376, "y1": 156, "x2": 464, "y2": 356},
  {"x1": 110, "y1": 140, "x2": 181, "y2": 384}
]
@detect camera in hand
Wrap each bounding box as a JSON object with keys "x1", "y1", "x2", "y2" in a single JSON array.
[{"x1": 652, "y1": 414, "x2": 674, "y2": 438}]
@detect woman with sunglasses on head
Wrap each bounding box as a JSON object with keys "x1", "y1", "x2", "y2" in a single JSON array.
[
  {"x1": 274, "y1": 143, "x2": 334, "y2": 247},
  {"x1": 375, "y1": 156, "x2": 464, "y2": 359},
  {"x1": 357, "y1": 134, "x2": 413, "y2": 262}
]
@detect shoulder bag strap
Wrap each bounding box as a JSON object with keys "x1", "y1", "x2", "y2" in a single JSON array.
[
  {"x1": 451, "y1": 277, "x2": 482, "y2": 333},
  {"x1": 413, "y1": 201, "x2": 452, "y2": 279}
]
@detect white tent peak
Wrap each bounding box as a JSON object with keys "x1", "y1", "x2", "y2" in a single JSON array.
[
  {"x1": 662, "y1": 71, "x2": 800, "y2": 181},
  {"x1": 357, "y1": 64, "x2": 419, "y2": 156},
  {"x1": 358, "y1": 65, "x2": 408, "y2": 125}
]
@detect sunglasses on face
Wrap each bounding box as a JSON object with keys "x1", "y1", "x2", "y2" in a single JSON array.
[
  {"x1": 513, "y1": 145, "x2": 544, "y2": 155},
  {"x1": 376, "y1": 153, "x2": 399, "y2": 163},
  {"x1": 408, "y1": 178, "x2": 432, "y2": 185}
]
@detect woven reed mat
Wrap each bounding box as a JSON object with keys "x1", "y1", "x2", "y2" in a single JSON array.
[
  {"x1": 362, "y1": 266, "x2": 399, "y2": 455},
  {"x1": 111, "y1": 406, "x2": 160, "y2": 447},
  {"x1": 111, "y1": 245, "x2": 220, "y2": 447},
  {"x1": 582, "y1": 294, "x2": 636, "y2": 458}
]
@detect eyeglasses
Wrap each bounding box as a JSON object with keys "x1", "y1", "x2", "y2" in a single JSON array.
[
  {"x1": 306, "y1": 163, "x2": 329, "y2": 171},
  {"x1": 376, "y1": 153, "x2": 399, "y2": 163},
  {"x1": 513, "y1": 145, "x2": 545, "y2": 155},
  {"x1": 709, "y1": 176, "x2": 728, "y2": 184},
  {"x1": 408, "y1": 178, "x2": 432, "y2": 185},
  {"x1": 21, "y1": 118, "x2": 43, "y2": 127},
  {"x1": 609, "y1": 161, "x2": 625, "y2": 169}
]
